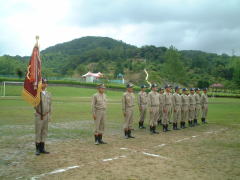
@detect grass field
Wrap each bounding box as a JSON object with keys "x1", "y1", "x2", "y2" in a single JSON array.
[{"x1": 0, "y1": 85, "x2": 240, "y2": 180}]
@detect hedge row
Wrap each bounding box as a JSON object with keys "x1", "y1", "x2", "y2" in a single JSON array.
[
  {"x1": 0, "y1": 77, "x2": 141, "y2": 91},
  {"x1": 0, "y1": 77, "x2": 239, "y2": 97}
]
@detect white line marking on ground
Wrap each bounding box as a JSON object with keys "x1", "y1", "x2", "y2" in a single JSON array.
[
  {"x1": 142, "y1": 152, "x2": 168, "y2": 159},
  {"x1": 31, "y1": 166, "x2": 80, "y2": 180},
  {"x1": 154, "y1": 144, "x2": 166, "y2": 148},
  {"x1": 175, "y1": 138, "x2": 190, "y2": 142},
  {"x1": 102, "y1": 155, "x2": 126, "y2": 162}
]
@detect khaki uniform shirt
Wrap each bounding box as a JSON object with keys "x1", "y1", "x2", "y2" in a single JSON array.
[
  {"x1": 163, "y1": 92, "x2": 172, "y2": 107},
  {"x1": 92, "y1": 93, "x2": 107, "y2": 115},
  {"x1": 148, "y1": 91, "x2": 160, "y2": 107},
  {"x1": 35, "y1": 91, "x2": 52, "y2": 116},
  {"x1": 122, "y1": 92, "x2": 135, "y2": 112},
  {"x1": 195, "y1": 93, "x2": 201, "y2": 104},
  {"x1": 172, "y1": 93, "x2": 182, "y2": 109},
  {"x1": 181, "y1": 94, "x2": 189, "y2": 106},
  {"x1": 138, "y1": 91, "x2": 148, "y2": 107},
  {"x1": 189, "y1": 94, "x2": 196, "y2": 105},
  {"x1": 201, "y1": 93, "x2": 208, "y2": 105}
]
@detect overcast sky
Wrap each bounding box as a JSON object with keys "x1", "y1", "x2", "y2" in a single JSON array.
[{"x1": 0, "y1": 0, "x2": 240, "y2": 56}]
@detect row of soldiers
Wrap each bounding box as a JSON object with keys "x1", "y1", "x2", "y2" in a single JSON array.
[
  {"x1": 92, "y1": 83, "x2": 208, "y2": 145},
  {"x1": 33, "y1": 80, "x2": 209, "y2": 154}
]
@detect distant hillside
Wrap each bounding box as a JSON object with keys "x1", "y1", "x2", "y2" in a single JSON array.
[{"x1": 0, "y1": 36, "x2": 240, "y2": 88}]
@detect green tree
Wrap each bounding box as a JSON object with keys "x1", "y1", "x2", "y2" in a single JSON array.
[{"x1": 163, "y1": 46, "x2": 185, "y2": 84}]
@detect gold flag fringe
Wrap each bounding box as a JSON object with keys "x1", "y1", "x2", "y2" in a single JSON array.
[{"x1": 22, "y1": 82, "x2": 42, "y2": 107}]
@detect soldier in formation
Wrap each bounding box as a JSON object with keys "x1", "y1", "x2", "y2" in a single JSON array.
[
  {"x1": 34, "y1": 78, "x2": 51, "y2": 155},
  {"x1": 122, "y1": 83, "x2": 135, "y2": 138},
  {"x1": 138, "y1": 85, "x2": 148, "y2": 129},
  {"x1": 201, "y1": 88, "x2": 208, "y2": 123},
  {"x1": 148, "y1": 84, "x2": 160, "y2": 134},
  {"x1": 188, "y1": 88, "x2": 196, "y2": 127},
  {"x1": 172, "y1": 86, "x2": 181, "y2": 130},
  {"x1": 91, "y1": 84, "x2": 107, "y2": 145},
  {"x1": 162, "y1": 85, "x2": 172, "y2": 132}
]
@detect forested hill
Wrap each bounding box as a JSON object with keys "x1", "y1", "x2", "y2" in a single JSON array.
[{"x1": 0, "y1": 36, "x2": 240, "y2": 88}]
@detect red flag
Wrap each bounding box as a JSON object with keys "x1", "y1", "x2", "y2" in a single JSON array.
[{"x1": 22, "y1": 40, "x2": 42, "y2": 107}]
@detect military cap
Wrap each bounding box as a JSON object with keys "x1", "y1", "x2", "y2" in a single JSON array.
[
  {"x1": 97, "y1": 83, "x2": 106, "y2": 89},
  {"x1": 151, "y1": 83, "x2": 158, "y2": 88},
  {"x1": 195, "y1": 88, "x2": 200, "y2": 91},
  {"x1": 141, "y1": 85, "x2": 147, "y2": 89},
  {"x1": 182, "y1": 88, "x2": 188, "y2": 91},
  {"x1": 42, "y1": 78, "x2": 47, "y2": 83},
  {"x1": 175, "y1": 86, "x2": 180, "y2": 90},
  {"x1": 190, "y1": 88, "x2": 195, "y2": 91},
  {"x1": 126, "y1": 83, "x2": 134, "y2": 88},
  {"x1": 165, "y1": 84, "x2": 171, "y2": 89},
  {"x1": 203, "y1": 87, "x2": 208, "y2": 91}
]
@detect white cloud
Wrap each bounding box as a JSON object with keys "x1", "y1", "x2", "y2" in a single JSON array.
[{"x1": 0, "y1": 0, "x2": 240, "y2": 56}]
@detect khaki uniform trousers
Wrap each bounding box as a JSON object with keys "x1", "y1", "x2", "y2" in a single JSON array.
[
  {"x1": 202, "y1": 104, "x2": 208, "y2": 119},
  {"x1": 35, "y1": 113, "x2": 49, "y2": 143},
  {"x1": 181, "y1": 105, "x2": 189, "y2": 122},
  {"x1": 139, "y1": 105, "x2": 147, "y2": 123},
  {"x1": 173, "y1": 105, "x2": 181, "y2": 123},
  {"x1": 94, "y1": 109, "x2": 106, "y2": 134},
  {"x1": 195, "y1": 104, "x2": 201, "y2": 119},
  {"x1": 149, "y1": 106, "x2": 159, "y2": 127},
  {"x1": 124, "y1": 107, "x2": 134, "y2": 130},
  {"x1": 158, "y1": 105, "x2": 163, "y2": 121},
  {"x1": 189, "y1": 105, "x2": 196, "y2": 121},
  {"x1": 163, "y1": 104, "x2": 171, "y2": 125}
]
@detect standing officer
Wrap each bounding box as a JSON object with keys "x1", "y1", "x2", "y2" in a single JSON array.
[
  {"x1": 148, "y1": 83, "x2": 160, "y2": 134},
  {"x1": 34, "y1": 78, "x2": 51, "y2": 155},
  {"x1": 138, "y1": 85, "x2": 148, "y2": 129},
  {"x1": 201, "y1": 88, "x2": 208, "y2": 124},
  {"x1": 172, "y1": 86, "x2": 181, "y2": 130},
  {"x1": 158, "y1": 88, "x2": 164, "y2": 125},
  {"x1": 188, "y1": 88, "x2": 196, "y2": 127},
  {"x1": 92, "y1": 84, "x2": 107, "y2": 145},
  {"x1": 122, "y1": 83, "x2": 135, "y2": 138},
  {"x1": 181, "y1": 88, "x2": 189, "y2": 129},
  {"x1": 194, "y1": 88, "x2": 201, "y2": 125},
  {"x1": 163, "y1": 84, "x2": 172, "y2": 132}
]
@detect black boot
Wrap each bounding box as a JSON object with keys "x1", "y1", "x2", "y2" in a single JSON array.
[
  {"x1": 153, "y1": 126, "x2": 159, "y2": 134},
  {"x1": 124, "y1": 130, "x2": 129, "y2": 139},
  {"x1": 139, "y1": 122, "x2": 141, "y2": 128},
  {"x1": 173, "y1": 123, "x2": 175, "y2": 130},
  {"x1": 166, "y1": 124, "x2": 171, "y2": 131},
  {"x1": 35, "y1": 143, "x2": 40, "y2": 156},
  {"x1": 99, "y1": 134, "x2": 107, "y2": 144},
  {"x1": 175, "y1": 123, "x2": 180, "y2": 130},
  {"x1": 150, "y1": 126, "x2": 154, "y2": 134},
  {"x1": 40, "y1": 142, "x2": 50, "y2": 154},
  {"x1": 128, "y1": 130, "x2": 135, "y2": 138},
  {"x1": 203, "y1": 118, "x2": 207, "y2": 124},
  {"x1": 95, "y1": 134, "x2": 100, "y2": 145},
  {"x1": 193, "y1": 119, "x2": 197, "y2": 126},
  {"x1": 190, "y1": 120, "x2": 194, "y2": 127},
  {"x1": 201, "y1": 118, "x2": 204, "y2": 123},
  {"x1": 163, "y1": 125, "x2": 167, "y2": 132},
  {"x1": 141, "y1": 122, "x2": 146, "y2": 129},
  {"x1": 183, "y1": 122, "x2": 187, "y2": 128}
]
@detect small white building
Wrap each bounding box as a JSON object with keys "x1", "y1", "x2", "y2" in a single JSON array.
[{"x1": 82, "y1": 72, "x2": 103, "y2": 82}]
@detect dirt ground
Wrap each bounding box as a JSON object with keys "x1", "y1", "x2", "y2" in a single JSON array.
[{"x1": 3, "y1": 123, "x2": 239, "y2": 180}]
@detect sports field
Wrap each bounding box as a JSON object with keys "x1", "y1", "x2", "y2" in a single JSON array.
[{"x1": 0, "y1": 85, "x2": 240, "y2": 180}]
